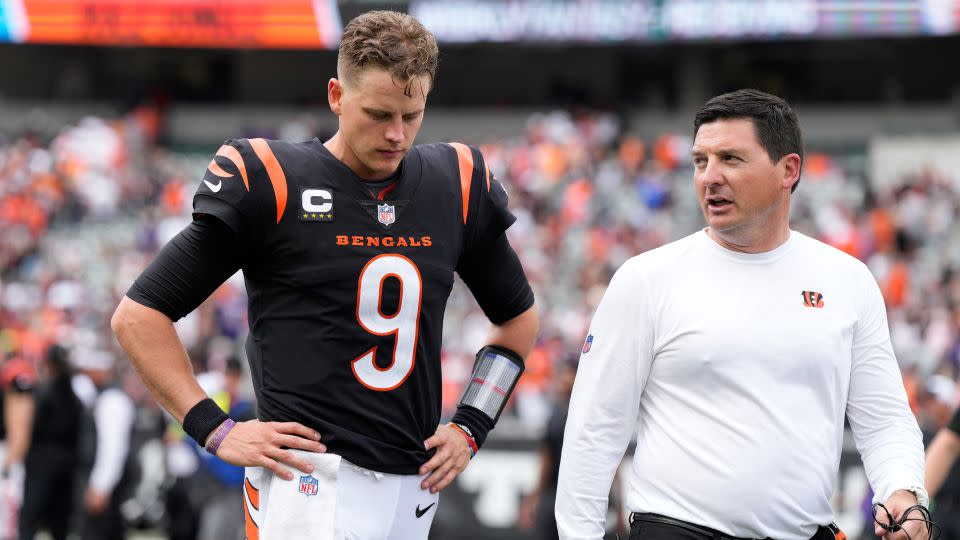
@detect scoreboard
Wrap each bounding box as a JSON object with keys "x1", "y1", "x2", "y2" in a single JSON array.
[{"x1": 0, "y1": 0, "x2": 342, "y2": 48}]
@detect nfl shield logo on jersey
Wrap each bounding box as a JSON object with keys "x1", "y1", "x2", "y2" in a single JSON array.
[
  {"x1": 377, "y1": 203, "x2": 396, "y2": 226},
  {"x1": 299, "y1": 474, "x2": 319, "y2": 497},
  {"x1": 582, "y1": 334, "x2": 593, "y2": 354}
]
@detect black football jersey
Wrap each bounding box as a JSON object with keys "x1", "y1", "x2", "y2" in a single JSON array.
[{"x1": 192, "y1": 138, "x2": 525, "y2": 474}]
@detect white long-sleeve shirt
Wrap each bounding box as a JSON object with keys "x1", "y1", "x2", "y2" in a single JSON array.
[
  {"x1": 89, "y1": 387, "x2": 135, "y2": 494},
  {"x1": 556, "y1": 230, "x2": 924, "y2": 540}
]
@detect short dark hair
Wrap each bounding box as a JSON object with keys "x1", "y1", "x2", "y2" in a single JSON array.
[
  {"x1": 45, "y1": 344, "x2": 72, "y2": 378},
  {"x1": 338, "y1": 10, "x2": 439, "y2": 97},
  {"x1": 694, "y1": 89, "x2": 804, "y2": 192}
]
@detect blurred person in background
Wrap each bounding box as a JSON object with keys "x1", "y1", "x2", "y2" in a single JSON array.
[
  {"x1": 111, "y1": 9, "x2": 537, "y2": 540},
  {"x1": 19, "y1": 344, "x2": 83, "y2": 540},
  {"x1": 160, "y1": 351, "x2": 203, "y2": 540},
  {"x1": 192, "y1": 356, "x2": 254, "y2": 540},
  {"x1": 518, "y1": 356, "x2": 578, "y2": 540},
  {"x1": 0, "y1": 354, "x2": 34, "y2": 540},
  {"x1": 73, "y1": 349, "x2": 135, "y2": 540},
  {"x1": 519, "y1": 356, "x2": 626, "y2": 539},
  {"x1": 925, "y1": 405, "x2": 960, "y2": 539},
  {"x1": 160, "y1": 352, "x2": 252, "y2": 540},
  {"x1": 556, "y1": 89, "x2": 928, "y2": 540}
]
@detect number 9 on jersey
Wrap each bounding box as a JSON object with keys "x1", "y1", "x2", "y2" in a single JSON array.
[{"x1": 352, "y1": 254, "x2": 423, "y2": 391}]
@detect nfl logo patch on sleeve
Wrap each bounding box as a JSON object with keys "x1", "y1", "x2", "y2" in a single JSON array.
[
  {"x1": 298, "y1": 474, "x2": 319, "y2": 496},
  {"x1": 582, "y1": 334, "x2": 593, "y2": 354}
]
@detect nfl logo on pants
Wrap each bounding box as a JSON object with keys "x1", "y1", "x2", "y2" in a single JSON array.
[{"x1": 299, "y1": 474, "x2": 319, "y2": 496}]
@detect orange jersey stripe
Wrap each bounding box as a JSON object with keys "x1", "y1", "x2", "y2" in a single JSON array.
[
  {"x1": 243, "y1": 478, "x2": 259, "y2": 540},
  {"x1": 215, "y1": 144, "x2": 249, "y2": 191},
  {"x1": 485, "y1": 163, "x2": 491, "y2": 192},
  {"x1": 449, "y1": 143, "x2": 474, "y2": 224},
  {"x1": 207, "y1": 158, "x2": 233, "y2": 179},
  {"x1": 249, "y1": 139, "x2": 289, "y2": 224},
  {"x1": 244, "y1": 478, "x2": 260, "y2": 510},
  {"x1": 243, "y1": 498, "x2": 259, "y2": 540}
]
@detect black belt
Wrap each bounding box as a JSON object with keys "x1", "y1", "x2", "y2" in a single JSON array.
[{"x1": 629, "y1": 513, "x2": 841, "y2": 540}]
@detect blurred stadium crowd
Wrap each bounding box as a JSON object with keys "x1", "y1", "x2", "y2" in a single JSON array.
[{"x1": 1, "y1": 100, "x2": 959, "y2": 538}]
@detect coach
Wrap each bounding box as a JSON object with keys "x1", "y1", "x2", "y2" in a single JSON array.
[{"x1": 555, "y1": 89, "x2": 928, "y2": 540}]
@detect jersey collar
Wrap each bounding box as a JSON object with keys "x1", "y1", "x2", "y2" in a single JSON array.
[{"x1": 310, "y1": 139, "x2": 423, "y2": 203}]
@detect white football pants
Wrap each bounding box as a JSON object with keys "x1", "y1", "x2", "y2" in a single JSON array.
[{"x1": 243, "y1": 450, "x2": 440, "y2": 540}]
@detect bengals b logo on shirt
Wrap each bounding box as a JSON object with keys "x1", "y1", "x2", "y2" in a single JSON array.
[{"x1": 801, "y1": 290, "x2": 824, "y2": 308}]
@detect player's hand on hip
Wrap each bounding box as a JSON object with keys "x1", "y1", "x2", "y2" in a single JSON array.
[
  {"x1": 873, "y1": 490, "x2": 928, "y2": 539},
  {"x1": 419, "y1": 423, "x2": 472, "y2": 493},
  {"x1": 214, "y1": 419, "x2": 326, "y2": 480}
]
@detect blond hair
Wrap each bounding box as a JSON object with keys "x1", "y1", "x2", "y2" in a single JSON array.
[{"x1": 337, "y1": 10, "x2": 439, "y2": 97}]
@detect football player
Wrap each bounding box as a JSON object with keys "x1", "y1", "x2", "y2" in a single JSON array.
[{"x1": 112, "y1": 10, "x2": 537, "y2": 539}]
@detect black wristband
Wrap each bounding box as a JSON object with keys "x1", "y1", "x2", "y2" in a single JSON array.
[
  {"x1": 182, "y1": 398, "x2": 230, "y2": 447},
  {"x1": 451, "y1": 405, "x2": 493, "y2": 449}
]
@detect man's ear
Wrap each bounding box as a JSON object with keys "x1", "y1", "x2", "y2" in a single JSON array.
[
  {"x1": 328, "y1": 78, "x2": 343, "y2": 116},
  {"x1": 781, "y1": 153, "x2": 801, "y2": 190}
]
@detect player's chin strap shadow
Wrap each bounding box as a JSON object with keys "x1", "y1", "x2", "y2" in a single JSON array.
[{"x1": 872, "y1": 502, "x2": 941, "y2": 540}]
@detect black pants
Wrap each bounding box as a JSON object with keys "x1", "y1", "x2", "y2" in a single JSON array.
[
  {"x1": 932, "y1": 502, "x2": 960, "y2": 540},
  {"x1": 164, "y1": 476, "x2": 199, "y2": 540},
  {"x1": 81, "y1": 493, "x2": 125, "y2": 540},
  {"x1": 531, "y1": 488, "x2": 560, "y2": 540},
  {"x1": 629, "y1": 513, "x2": 840, "y2": 540},
  {"x1": 19, "y1": 450, "x2": 76, "y2": 540}
]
